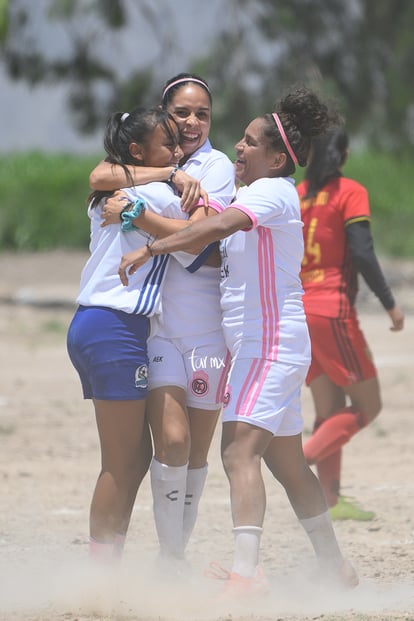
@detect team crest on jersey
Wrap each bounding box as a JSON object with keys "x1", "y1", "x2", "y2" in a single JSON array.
[
  {"x1": 223, "y1": 385, "x2": 231, "y2": 408},
  {"x1": 191, "y1": 370, "x2": 209, "y2": 396},
  {"x1": 135, "y1": 364, "x2": 148, "y2": 389}
]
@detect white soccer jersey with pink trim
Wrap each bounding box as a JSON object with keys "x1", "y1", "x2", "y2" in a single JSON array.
[
  {"x1": 154, "y1": 139, "x2": 235, "y2": 338},
  {"x1": 219, "y1": 176, "x2": 311, "y2": 365}
]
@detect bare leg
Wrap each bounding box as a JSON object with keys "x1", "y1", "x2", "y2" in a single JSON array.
[
  {"x1": 264, "y1": 433, "x2": 327, "y2": 519},
  {"x1": 90, "y1": 399, "x2": 150, "y2": 543},
  {"x1": 221, "y1": 421, "x2": 272, "y2": 578},
  {"x1": 264, "y1": 434, "x2": 357, "y2": 584}
]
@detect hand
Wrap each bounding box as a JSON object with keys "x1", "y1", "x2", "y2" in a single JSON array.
[
  {"x1": 118, "y1": 246, "x2": 151, "y2": 286},
  {"x1": 172, "y1": 169, "x2": 209, "y2": 212},
  {"x1": 101, "y1": 190, "x2": 130, "y2": 227},
  {"x1": 388, "y1": 305, "x2": 404, "y2": 331}
]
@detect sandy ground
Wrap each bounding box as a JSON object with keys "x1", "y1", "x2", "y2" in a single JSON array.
[{"x1": 0, "y1": 250, "x2": 414, "y2": 621}]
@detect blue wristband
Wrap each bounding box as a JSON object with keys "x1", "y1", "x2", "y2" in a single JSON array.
[{"x1": 121, "y1": 198, "x2": 146, "y2": 232}]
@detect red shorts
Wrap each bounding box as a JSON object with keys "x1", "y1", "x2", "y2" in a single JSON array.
[{"x1": 305, "y1": 312, "x2": 377, "y2": 386}]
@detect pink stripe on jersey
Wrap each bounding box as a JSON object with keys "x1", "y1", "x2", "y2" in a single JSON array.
[
  {"x1": 258, "y1": 226, "x2": 280, "y2": 359},
  {"x1": 234, "y1": 358, "x2": 272, "y2": 417},
  {"x1": 215, "y1": 349, "x2": 231, "y2": 403},
  {"x1": 193, "y1": 198, "x2": 226, "y2": 213},
  {"x1": 230, "y1": 203, "x2": 257, "y2": 229}
]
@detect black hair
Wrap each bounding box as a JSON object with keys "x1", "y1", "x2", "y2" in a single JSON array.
[
  {"x1": 303, "y1": 125, "x2": 349, "y2": 198},
  {"x1": 262, "y1": 86, "x2": 339, "y2": 176},
  {"x1": 89, "y1": 107, "x2": 179, "y2": 208},
  {"x1": 161, "y1": 72, "x2": 212, "y2": 108}
]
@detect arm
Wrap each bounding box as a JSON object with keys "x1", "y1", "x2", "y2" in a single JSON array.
[
  {"x1": 101, "y1": 190, "x2": 212, "y2": 239},
  {"x1": 346, "y1": 221, "x2": 404, "y2": 331},
  {"x1": 90, "y1": 161, "x2": 208, "y2": 209},
  {"x1": 90, "y1": 160, "x2": 174, "y2": 190},
  {"x1": 128, "y1": 204, "x2": 213, "y2": 240},
  {"x1": 118, "y1": 207, "x2": 251, "y2": 285}
]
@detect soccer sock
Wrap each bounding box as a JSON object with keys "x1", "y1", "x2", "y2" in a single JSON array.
[
  {"x1": 231, "y1": 526, "x2": 263, "y2": 578},
  {"x1": 150, "y1": 458, "x2": 188, "y2": 558},
  {"x1": 113, "y1": 533, "x2": 126, "y2": 560},
  {"x1": 299, "y1": 510, "x2": 343, "y2": 568},
  {"x1": 303, "y1": 407, "x2": 365, "y2": 464},
  {"x1": 88, "y1": 536, "x2": 115, "y2": 563},
  {"x1": 182, "y1": 464, "x2": 208, "y2": 549},
  {"x1": 316, "y1": 450, "x2": 342, "y2": 507}
]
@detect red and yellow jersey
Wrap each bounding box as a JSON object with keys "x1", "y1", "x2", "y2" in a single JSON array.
[{"x1": 297, "y1": 177, "x2": 370, "y2": 318}]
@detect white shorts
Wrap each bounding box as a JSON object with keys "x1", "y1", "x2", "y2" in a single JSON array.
[
  {"x1": 148, "y1": 330, "x2": 230, "y2": 410},
  {"x1": 222, "y1": 357, "x2": 308, "y2": 436}
]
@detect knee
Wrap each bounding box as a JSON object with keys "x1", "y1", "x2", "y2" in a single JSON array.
[
  {"x1": 156, "y1": 429, "x2": 190, "y2": 465},
  {"x1": 359, "y1": 399, "x2": 382, "y2": 426}
]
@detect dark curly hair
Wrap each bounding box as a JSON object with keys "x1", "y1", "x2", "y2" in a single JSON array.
[{"x1": 262, "y1": 86, "x2": 340, "y2": 175}]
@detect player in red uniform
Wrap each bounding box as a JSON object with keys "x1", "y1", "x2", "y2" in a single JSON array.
[{"x1": 297, "y1": 125, "x2": 404, "y2": 520}]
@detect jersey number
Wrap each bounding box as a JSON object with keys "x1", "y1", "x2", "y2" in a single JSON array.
[{"x1": 302, "y1": 217, "x2": 321, "y2": 266}]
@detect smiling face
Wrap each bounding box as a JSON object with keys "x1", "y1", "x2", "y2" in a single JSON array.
[
  {"x1": 131, "y1": 120, "x2": 183, "y2": 167},
  {"x1": 234, "y1": 117, "x2": 284, "y2": 186},
  {"x1": 166, "y1": 84, "x2": 211, "y2": 159}
]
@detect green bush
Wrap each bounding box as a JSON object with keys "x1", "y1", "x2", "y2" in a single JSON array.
[
  {"x1": 0, "y1": 150, "x2": 413, "y2": 256},
  {"x1": 0, "y1": 152, "x2": 100, "y2": 250}
]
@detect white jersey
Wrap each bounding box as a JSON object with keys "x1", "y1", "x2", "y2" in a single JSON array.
[
  {"x1": 77, "y1": 182, "x2": 187, "y2": 315},
  {"x1": 154, "y1": 139, "x2": 235, "y2": 338},
  {"x1": 219, "y1": 176, "x2": 311, "y2": 365}
]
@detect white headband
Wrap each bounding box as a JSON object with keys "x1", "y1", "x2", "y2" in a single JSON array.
[{"x1": 162, "y1": 78, "x2": 210, "y2": 100}]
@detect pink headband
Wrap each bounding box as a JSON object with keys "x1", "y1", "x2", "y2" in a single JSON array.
[
  {"x1": 162, "y1": 78, "x2": 210, "y2": 100},
  {"x1": 272, "y1": 112, "x2": 298, "y2": 165}
]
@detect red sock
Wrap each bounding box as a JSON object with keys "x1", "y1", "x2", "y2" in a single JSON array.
[
  {"x1": 316, "y1": 450, "x2": 341, "y2": 507},
  {"x1": 303, "y1": 407, "x2": 365, "y2": 464}
]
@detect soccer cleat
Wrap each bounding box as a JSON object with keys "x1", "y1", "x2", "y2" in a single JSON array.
[
  {"x1": 205, "y1": 562, "x2": 269, "y2": 598},
  {"x1": 329, "y1": 496, "x2": 375, "y2": 521}
]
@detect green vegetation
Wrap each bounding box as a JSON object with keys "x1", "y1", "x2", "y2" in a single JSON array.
[
  {"x1": 0, "y1": 151, "x2": 413, "y2": 257},
  {"x1": 0, "y1": 152, "x2": 99, "y2": 250}
]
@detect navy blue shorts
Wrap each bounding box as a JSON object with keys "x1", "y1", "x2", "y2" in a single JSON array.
[{"x1": 67, "y1": 306, "x2": 149, "y2": 401}]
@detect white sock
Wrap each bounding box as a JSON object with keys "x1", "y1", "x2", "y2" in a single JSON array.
[
  {"x1": 299, "y1": 510, "x2": 343, "y2": 568},
  {"x1": 232, "y1": 526, "x2": 263, "y2": 578},
  {"x1": 113, "y1": 533, "x2": 126, "y2": 560},
  {"x1": 183, "y1": 464, "x2": 208, "y2": 549},
  {"x1": 150, "y1": 458, "x2": 188, "y2": 558}
]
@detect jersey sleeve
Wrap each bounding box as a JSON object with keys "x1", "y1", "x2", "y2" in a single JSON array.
[
  {"x1": 342, "y1": 180, "x2": 371, "y2": 225},
  {"x1": 125, "y1": 182, "x2": 185, "y2": 220},
  {"x1": 230, "y1": 178, "x2": 296, "y2": 228},
  {"x1": 346, "y1": 220, "x2": 395, "y2": 310}
]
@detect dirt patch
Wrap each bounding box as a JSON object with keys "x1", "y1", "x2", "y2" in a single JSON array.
[{"x1": 0, "y1": 251, "x2": 413, "y2": 620}]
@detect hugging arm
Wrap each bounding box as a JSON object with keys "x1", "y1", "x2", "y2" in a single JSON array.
[
  {"x1": 118, "y1": 207, "x2": 251, "y2": 285},
  {"x1": 101, "y1": 190, "x2": 212, "y2": 240},
  {"x1": 90, "y1": 161, "x2": 208, "y2": 210}
]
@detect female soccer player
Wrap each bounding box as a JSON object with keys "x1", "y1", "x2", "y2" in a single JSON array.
[
  {"x1": 117, "y1": 86, "x2": 358, "y2": 594},
  {"x1": 296, "y1": 126, "x2": 404, "y2": 519},
  {"x1": 89, "y1": 73, "x2": 235, "y2": 566},
  {"x1": 67, "y1": 106, "x2": 198, "y2": 563}
]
